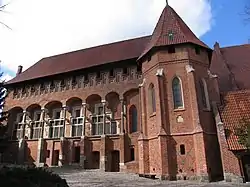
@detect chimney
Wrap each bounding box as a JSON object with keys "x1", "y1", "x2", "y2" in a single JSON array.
[
  {"x1": 214, "y1": 42, "x2": 220, "y2": 50},
  {"x1": 16, "y1": 65, "x2": 23, "y2": 75}
]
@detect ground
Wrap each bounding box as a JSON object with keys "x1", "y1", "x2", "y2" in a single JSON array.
[{"x1": 54, "y1": 168, "x2": 250, "y2": 187}]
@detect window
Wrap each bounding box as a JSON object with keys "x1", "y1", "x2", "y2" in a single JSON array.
[
  {"x1": 130, "y1": 148, "x2": 135, "y2": 161},
  {"x1": 123, "y1": 68, "x2": 128, "y2": 75},
  {"x1": 168, "y1": 46, "x2": 175, "y2": 54},
  {"x1": 71, "y1": 106, "x2": 83, "y2": 137},
  {"x1": 109, "y1": 69, "x2": 114, "y2": 77},
  {"x1": 12, "y1": 113, "x2": 23, "y2": 140},
  {"x1": 91, "y1": 104, "x2": 117, "y2": 135},
  {"x1": 129, "y1": 105, "x2": 137, "y2": 133},
  {"x1": 49, "y1": 108, "x2": 64, "y2": 138},
  {"x1": 31, "y1": 111, "x2": 42, "y2": 139},
  {"x1": 172, "y1": 77, "x2": 184, "y2": 109},
  {"x1": 199, "y1": 79, "x2": 210, "y2": 110},
  {"x1": 180, "y1": 144, "x2": 185, "y2": 155},
  {"x1": 148, "y1": 84, "x2": 156, "y2": 114},
  {"x1": 195, "y1": 47, "x2": 200, "y2": 55}
]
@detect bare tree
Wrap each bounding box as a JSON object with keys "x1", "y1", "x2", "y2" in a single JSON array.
[{"x1": 0, "y1": 2, "x2": 11, "y2": 30}]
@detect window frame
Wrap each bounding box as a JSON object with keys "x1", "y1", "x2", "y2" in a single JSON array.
[{"x1": 172, "y1": 76, "x2": 184, "y2": 110}]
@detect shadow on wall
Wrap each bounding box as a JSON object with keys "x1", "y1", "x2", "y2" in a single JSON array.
[{"x1": 1, "y1": 140, "x2": 35, "y2": 167}]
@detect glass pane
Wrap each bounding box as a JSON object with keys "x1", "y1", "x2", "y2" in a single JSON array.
[
  {"x1": 60, "y1": 127, "x2": 64, "y2": 137},
  {"x1": 34, "y1": 113, "x2": 41, "y2": 121},
  {"x1": 98, "y1": 124, "x2": 103, "y2": 135},
  {"x1": 98, "y1": 107, "x2": 103, "y2": 115},
  {"x1": 77, "y1": 126, "x2": 83, "y2": 136},
  {"x1": 78, "y1": 118, "x2": 83, "y2": 124},
  {"x1": 75, "y1": 109, "x2": 81, "y2": 117},
  {"x1": 98, "y1": 116, "x2": 103, "y2": 122},
  {"x1": 72, "y1": 119, "x2": 77, "y2": 124},
  {"x1": 54, "y1": 127, "x2": 59, "y2": 138},
  {"x1": 49, "y1": 128, "x2": 53, "y2": 138},
  {"x1": 55, "y1": 111, "x2": 61, "y2": 119},
  {"x1": 105, "y1": 123, "x2": 111, "y2": 134},
  {"x1": 92, "y1": 117, "x2": 97, "y2": 123},
  {"x1": 111, "y1": 122, "x2": 117, "y2": 134}
]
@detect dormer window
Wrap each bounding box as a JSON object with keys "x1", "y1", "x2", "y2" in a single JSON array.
[{"x1": 168, "y1": 46, "x2": 175, "y2": 54}]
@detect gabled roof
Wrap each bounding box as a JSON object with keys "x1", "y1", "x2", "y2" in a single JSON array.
[
  {"x1": 219, "y1": 90, "x2": 250, "y2": 150},
  {"x1": 7, "y1": 36, "x2": 150, "y2": 85},
  {"x1": 210, "y1": 43, "x2": 250, "y2": 92},
  {"x1": 138, "y1": 5, "x2": 209, "y2": 61}
]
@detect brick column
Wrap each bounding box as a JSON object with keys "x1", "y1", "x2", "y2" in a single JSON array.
[
  {"x1": 81, "y1": 102, "x2": 87, "y2": 136},
  {"x1": 18, "y1": 138, "x2": 25, "y2": 164},
  {"x1": 80, "y1": 136, "x2": 87, "y2": 168},
  {"x1": 21, "y1": 110, "x2": 27, "y2": 138},
  {"x1": 119, "y1": 133, "x2": 126, "y2": 171},
  {"x1": 40, "y1": 108, "x2": 45, "y2": 138},
  {"x1": 120, "y1": 98, "x2": 124, "y2": 134},
  {"x1": 138, "y1": 134, "x2": 149, "y2": 175},
  {"x1": 36, "y1": 138, "x2": 45, "y2": 167},
  {"x1": 102, "y1": 100, "x2": 106, "y2": 135},
  {"x1": 100, "y1": 135, "x2": 108, "y2": 171},
  {"x1": 62, "y1": 105, "x2": 67, "y2": 137},
  {"x1": 186, "y1": 64, "x2": 208, "y2": 180},
  {"x1": 139, "y1": 78, "x2": 147, "y2": 135},
  {"x1": 59, "y1": 137, "x2": 67, "y2": 166}
]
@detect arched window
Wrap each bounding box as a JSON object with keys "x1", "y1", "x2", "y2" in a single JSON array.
[
  {"x1": 148, "y1": 84, "x2": 156, "y2": 114},
  {"x1": 172, "y1": 77, "x2": 184, "y2": 109},
  {"x1": 129, "y1": 105, "x2": 137, "y2": 133},
  {"x1": 199, "y1": 79, "x2": 210, "y2": 110}
]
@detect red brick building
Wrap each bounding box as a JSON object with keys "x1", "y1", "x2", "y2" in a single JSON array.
[{"x1": 3, "y1": 4, "x2": 250, "y2": 182}]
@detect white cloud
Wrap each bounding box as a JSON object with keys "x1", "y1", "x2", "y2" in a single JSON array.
[
  {"x1": 0, "y1": 0, "x2": 213, "y2": 73},
  {"x1": 0, "y1": 73, "x2": 13, "y2": 81}
]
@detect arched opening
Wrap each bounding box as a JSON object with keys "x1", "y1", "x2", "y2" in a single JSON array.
[
  {"x1": 44, "y1": 101, "x2": 64, "y2": 138},
  {"x1": 66, "y1": 97, "x2": 83, "y2": 137},
  {"x1": 129, "y1": 105, "x2": 137, "y2": 133},
  {"x1": 172, "y1": 77, "x2": 184, "y2": 109},
  {"x1": 199, "y1": 79, "x2": 210, "y2": 110},
  {"x1": 105, "y1": 92, "x2": 119, "y2": 135},
  {"x1": 86, "y1": 94, "x2": 103, "y2": 135},
  {"x1": 148, "y1": 83, "x2": 156, "y2": 114},
  {"x1": 26, "y1": 104, "x2": 42, "y2": 139},
  {"x1": 8, "y1": 107, "x2": 23, "y2": 140}
]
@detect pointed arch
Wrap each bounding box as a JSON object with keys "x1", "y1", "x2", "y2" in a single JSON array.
[
  {"x1": 172, "y1": 76, "x2": 184, "y2": 109},
  {"x1": 148, "y1": 83, "x2": 156, "y2": 114},
  {"x1": 200, "y1": 78, "x2": 210, "y2": 110},
  {"x1": 129, "y1": 105, "x2": 137, "y2": 133}
]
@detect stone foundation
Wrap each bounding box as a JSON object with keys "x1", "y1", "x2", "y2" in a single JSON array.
[{"x1": 224, "y1": 173, "x2": 244, "y2": 183}]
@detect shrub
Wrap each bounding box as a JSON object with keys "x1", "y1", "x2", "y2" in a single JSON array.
[{"x1": 0, "y1": 166, "x2": 69, "y2": 187}]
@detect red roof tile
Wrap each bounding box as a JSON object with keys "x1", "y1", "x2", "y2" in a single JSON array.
[
  {"x1": 138, "y1": 5, "x2": 209, "y2": 61},
  {"x1": 7, "y1": 36, "x2": 150, "y2": 85},
  {"x1": 210, "y1": 44, "x2": 250, "y2": 92},
  {"x1": 219, "y1": 90, "x2": 250, "y2": 150}
]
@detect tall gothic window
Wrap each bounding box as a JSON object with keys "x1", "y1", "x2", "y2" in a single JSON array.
[
  {"x1": 148, "y1": 83, "x2": 156, "y2": 114},
  {"x1": 129, "y1": 105, "x2": 137, "y2": 133},
  {"x1": 172, "y1": 77, "x2": 184, "y2": 109},
  {"x1": 199, "y1": 78, "x2": 210, "y2": 110}
]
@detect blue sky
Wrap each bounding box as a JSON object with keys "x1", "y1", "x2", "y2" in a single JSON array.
[
  {"x1": 202, "y1": 0, "x2": 250, "y2": 47},
  {"x1": 0, "y1": 0, "x2": 249, "y2": 80}
]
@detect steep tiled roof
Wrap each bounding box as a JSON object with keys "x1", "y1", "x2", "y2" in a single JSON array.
[
  {"x1": 210, "y1": 44, "x2": 250, "y2": 92},
  {"x1": 138, "y1": 5, "x2": 209, "y2": 61},
  {"x1": 219, "y1": 90, "x2": 250, "y2": 150},
  {"x1": 7, "y1": 36, "x2": 150, "y2": 85}
]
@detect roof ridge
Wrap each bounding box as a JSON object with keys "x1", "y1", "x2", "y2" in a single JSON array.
[
  {"x1": 42, "y1": 35, "x2": 151, "y2": 60},
  {"x1": 221, "y1": 43, "x2": 250, "y2": 49}
]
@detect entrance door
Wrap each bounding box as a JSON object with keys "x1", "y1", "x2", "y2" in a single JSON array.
[
  {"x1": 111, "y1": 151, "x2": 120, "y2": 172},
  {"x1": 74, "y1": 146, "x2": 80, "y2": 163},
  {"x1": 92, "y1": 151, "x2": 100, "y2": 169},
  {"x1": 242, "y1": 155, "x2": 250, "y2": 182},
  {"x1": 53, "y1": 150, "x2": 60, "y2": 166}
]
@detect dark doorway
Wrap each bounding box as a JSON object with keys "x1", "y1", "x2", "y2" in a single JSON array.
[
  {"x1": 74, "y1": 146, "x2": 80, "y2": 163},
  {"x1": 111, "y1": 151, "x2": 120, "y2": 172},
  {"x1": 91, "y1": 151, "x2": 100, "y2": 169},
  {"x1": 52, "y1": 150, "x2": 59, "y2": 166},
  {"x1": 242, "y1": 155, "x2": 250, "y2": 182}
]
